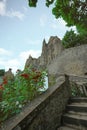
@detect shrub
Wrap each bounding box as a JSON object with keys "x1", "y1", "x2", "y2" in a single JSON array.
[
  {"x1": 62, "y1": 29, "x2": 87, "y2": 48},
  {"x1": 0, "y1": 69, "x2": 5, "y2": 76},
  {"x1": 62, "y1": 29, "x2": 77, "y2": 48},
  {"x1": 0, "y1": 66, "x2": 47, "y2": 124}
]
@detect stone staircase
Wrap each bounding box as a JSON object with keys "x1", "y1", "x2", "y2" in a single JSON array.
[{"x1": 58, "y1": 97, "x2": 87, "y2": 130}]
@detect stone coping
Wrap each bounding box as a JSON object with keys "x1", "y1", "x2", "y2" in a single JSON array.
[{"x1": 54, "y1": 73, "x2": 87, "y2": 82}]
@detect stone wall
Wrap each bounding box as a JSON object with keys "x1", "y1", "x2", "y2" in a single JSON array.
[
  {"x1": 25, "y1": 36, "x2": 87, "y2": 86},
  {"x1": 0, "y1": 75, "x2": 71, "y2": 130},
  {"x1": 48, "y1": 44, "x2": 87, "y2": 76}
]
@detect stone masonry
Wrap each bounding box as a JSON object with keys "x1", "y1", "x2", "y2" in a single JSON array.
[
  {"x1": 25, "y1": 36, "x2": 63, "y2": 70},
  {"x1": 25, "y1": 36, "x2": 87, "y2": 86}
]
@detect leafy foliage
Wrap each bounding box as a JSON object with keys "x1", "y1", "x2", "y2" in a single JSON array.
[
  {"x1": 62, "y1": 30, "x2": 77, "y2": 48},
  {"x1": 28, "y1": 0, "x2": 87, "y2": 35},
  {"x1": 52, "y1": 0, "x2": 87, "y2": 35},
  {"x1": 28, "y1": 0, "x2": 54, "y2": 7},
  {"x1": 45, "y1": 0, "x2": 55, "y2": 7},
  {"x1": 28, "y1": 0, "x2": 38, "y2": 7},
  {"x1": 71, "y1": 82, "x2": 86, "y2": 97},
  {"x1": 0, "y1": 70, "x2": 5, "y2": 76},
  {"x1": 62, "y1": 29, "x2": 87, "y2": 48},
  {"x1": 0, "y1": 66, "x2": 47, "y2": 124}
]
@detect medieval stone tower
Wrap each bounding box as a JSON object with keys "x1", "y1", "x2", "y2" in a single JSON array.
[{"x1": 25, "y1": 36, "x2": 63, "y2": 70}]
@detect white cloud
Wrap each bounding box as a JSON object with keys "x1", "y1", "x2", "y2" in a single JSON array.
[
  {"x1": 0, "y1": 48, "x2": 19, "y2": 73},
  {"x1": 0, "y1": 48, "x2": 12, "y2": 55},
  {"x1": 0, "y1": 48, "x2": 41, "y2": 73},
  {"x1": 19, "y1": 50, "x2": 41, "y2": 62},
  {"x1": 0, "y1": 0, "x2": 6, "y2": 15},
  {"x1": 50, "y1": 18, "x2": 76, "y2": 31},
  {"x1": 5, "y1": 59, "x2": 20, "y2": 72},
  {"x1": 51, "y1": 18, "x2": 66, "y2": 29},
  {"x1": 50, "y1": 18, "x2": 77, "y2": 38},
  {"x1": 0, "y1": 48, "x2": 20, "y2": 73},
  {"x1": 44, "y1": 36, "x2": 50, "y2": 43},
  {"x1": 23, "y1": 7, "x2": 28, "y2": 12},
  {"x1": 0, "y1": 58, "x2": 21, "y2": 73},
  {"x1": 7, "y1": 9, "x2": 24, "y2": 20},
  {"x1": 0, "y1": 57, "x2": 22, "y2": 74},
  {"x1": 25, "y1": 38, "x2": 41, "y2": 45},
  {"x1": 0, "y1": 0, "x2": 24, "y2": 20},
  {"x1": 40, "y1": 14, "x2": 47, "y2": 27}
]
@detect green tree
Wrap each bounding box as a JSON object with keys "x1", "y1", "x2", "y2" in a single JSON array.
[
  {"x1": 62, "y1": 29, "x2": 77, "y2": 48},
  {"x1": 52, "y1": 0, "x2": 87, "y2": 35},
  {"x1": 62, "y1": 30, "x2": 87, "y2": 48},
  {"x1": 28, "y1": 0, "x2": 38, "y2": 7},
  {"x1": 28, "y1": 0, "x2": 87, "y2": 35},
  {"x1": 28, "y1": 0, "x2": 54, "y2": 7}
]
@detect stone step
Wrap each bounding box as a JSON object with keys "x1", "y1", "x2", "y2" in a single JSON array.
[
  {"x1": 63, "y1": 112, "x2": 87, "y2": 128},
  {"x1": 66, "y1": 102, "x2": 87, "y2": 112},
  {"x1": 69, "y1": 97, "x2": 87, "y2": 103},
  {"x1": 63, "y1": 124, "x2": 87, "y2": 130},
  {"x1": 59, "y1": 97, "x2": 87, "y2": 129},
  {"x1": 57, "y1": 126, "x2": 77, "y2": 130},
  {"x1": 68, "y1": 111, "x2": 87, "y2": 116}
]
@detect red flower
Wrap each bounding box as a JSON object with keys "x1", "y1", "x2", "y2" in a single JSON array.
[
  {"x1": 21, "y1": 73, "x2": 29, "y2": 79},
  {"x1": 0, "y1": 85, "x2": 4, "y2": 90},
  {"x1": 3, "y1": 77, "x2": 8, "y2": 84},
  {"x1": 3, "y1": 81, "x2": 8, "y2": 84},
  {"x1": 32, "y1": 73, "x2": 41, "y2": 80}
]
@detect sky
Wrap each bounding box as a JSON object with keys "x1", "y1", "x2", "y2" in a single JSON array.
[{"x1": 0, "y1": 0, "x2": 76, "y2": 73}]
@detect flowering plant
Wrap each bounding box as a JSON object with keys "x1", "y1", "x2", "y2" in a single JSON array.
[{"x1": 0, "y1": 66, "x2": 47, "y2": 124}]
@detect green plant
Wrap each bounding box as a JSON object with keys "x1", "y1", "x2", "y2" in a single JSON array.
[
  {"x1": 62, "y1": 29, "x2": 77, "y2": 48},
  {"x1": 0, "y1": 66, "x2": 47, "y2": 124},
  {"x1": 0, "y1": 69, "x2": 5, "y2": 76},
  {"x1": 62, "y1": 30, "x2": 87, "y2": 48},
  {"x1": 28, "y1": 0, "x2": 87, "y2": 35},
  {"x1": 70, "y1": 82, "x2": 85, "y2": 97}
]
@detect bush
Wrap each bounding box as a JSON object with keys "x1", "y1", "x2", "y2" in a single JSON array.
[
  {"x1": 62, "y1": 30, "x2": 87, "y2": 48},
  {"x1": 62, "y1": 30, "x2": 77, "y2": 48},
  {"x1": 0, "y1": 66, "x2": 47, "y2": 124},
  {"x1": 0, "y1": 69, "x2": 5, "y2": 76}
]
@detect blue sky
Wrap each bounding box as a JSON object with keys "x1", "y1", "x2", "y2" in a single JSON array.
[{"x1": 0, "y1": 0, "x2": 76, "y2": 73}]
